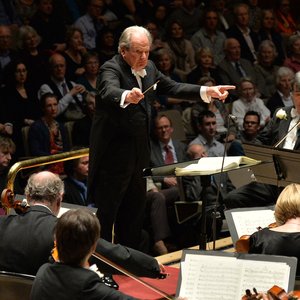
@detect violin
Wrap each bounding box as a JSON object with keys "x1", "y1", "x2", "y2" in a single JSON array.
[
  {"x1": 235, "y1": 223, "x2": 278, "y2": 253},
  {"x1": 242, "y1": 285, "x2": 300, "y2": 300}
]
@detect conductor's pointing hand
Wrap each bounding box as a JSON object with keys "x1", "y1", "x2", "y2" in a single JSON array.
[{"x1": 207, "y1": 85, "x2": 236, "y2": 101}]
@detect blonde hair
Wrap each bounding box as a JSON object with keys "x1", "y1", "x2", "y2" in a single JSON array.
[{"x1": 274, "y1": 184, "x2": 300, "y2": 225}]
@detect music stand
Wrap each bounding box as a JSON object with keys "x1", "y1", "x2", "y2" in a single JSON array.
[
  {"x1": 243, "y1": 143, "x2": 300, "y2": 186},
  {"x1": 143, "y1": 158, "x2": 261, "y2": 250}
]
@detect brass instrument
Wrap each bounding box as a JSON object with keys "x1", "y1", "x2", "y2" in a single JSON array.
[{"x1": 1, "y1": 148, "x2": 89, "y2": 214}]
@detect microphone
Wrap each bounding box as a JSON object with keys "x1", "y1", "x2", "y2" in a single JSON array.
[{"x1": 213, "y1": 100, "x2": 238, "y2": 123}]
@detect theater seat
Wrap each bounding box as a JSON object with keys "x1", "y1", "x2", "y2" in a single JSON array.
[{"x1": 0, "y1": 271, "x2": 35, "y2": 300}]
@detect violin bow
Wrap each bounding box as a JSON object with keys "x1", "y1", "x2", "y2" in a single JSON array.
[{"x1": 92, "y1": 251, "x2": 175, "y2": 300}]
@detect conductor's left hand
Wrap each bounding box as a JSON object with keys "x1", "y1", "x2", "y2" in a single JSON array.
[{"x1": 207, "y1": 85, "x2": 236, "y2": 101}]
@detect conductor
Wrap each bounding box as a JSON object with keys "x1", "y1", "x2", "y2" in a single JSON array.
[{"x1": 87, "y1": 25, "x2": 235, "y2": 250}]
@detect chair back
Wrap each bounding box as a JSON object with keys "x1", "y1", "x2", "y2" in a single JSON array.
[{"x1": 0, "y1": 270, "x2": 35, "y2": 300}]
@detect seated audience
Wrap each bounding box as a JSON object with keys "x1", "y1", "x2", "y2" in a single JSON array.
[
  {"x1": 72, "y1": 91, "x2": 95, "y2": 147},
  {"x1": 189, "y1": 110, "x2": 224, "y2": 157},
  {"x1": 232, "y1": 77, "x2": 270, "y2": 130},
  {"x1": 0, "y1": 171, "x2": 163, "y2": 277},
  {"x1": 97, "y1": 27, "x2": 118, "y2": 63},
  {"x1": 254, "y1": 40, "x2": 280, "y2": 100},
  {"x1": 190, "y1": 8, "x2": 226, "y2": 66},
  {"x1": 249, "y1": 183, "x2": 300, "y2": 276},
  {"x1": 1, "y1": 60, "x2": 41, "y2": 158},
  {"x1": 28, "y1": 93, "x2": 70, "y2": 174},
  {"x1": 62, "y1": 26, "x2": 87, "y2": 81},
  {"x1": 239, "y1": 111, "x2": 262, "y2": 145},
  {"x1": 165, "y1": 20, "x2": 196, "y2": 82},
  {"x1": 29, "y1": 0, "x2": 66, "y2": 53},
  {"x1": 283, "y1": 34, "x2": 300, "y2": 74},
  {"x1": 63, "y1": 152, "x2": 89, "y2": 206},
  {"x1": 257, "y1": 9, "x2": 286, "y2": 65},
  {"x1": 31, "y1": 208, "x2": 137, "y2": 299},
  {"x1": 38, "y1": 53, "x2": 86, "y2": 121},
  {"x1": 266, "y1": 66, "x2": 294, "y2": 117}
]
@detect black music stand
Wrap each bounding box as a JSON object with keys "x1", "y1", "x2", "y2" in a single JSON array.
[
  {"x1": 143, "y1": 158, "x2": 261, "y2": 250},
  {"x1": 243, "y1": 143, "x2": 300, "y2": 186}
]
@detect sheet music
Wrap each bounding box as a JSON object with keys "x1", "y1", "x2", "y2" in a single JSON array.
[
  {"x1": 231, "y1": 209, "x2": 276, "y2": 238},
  {"x1": 178, "y1": 254, "x2": 291, "y2": 299}
]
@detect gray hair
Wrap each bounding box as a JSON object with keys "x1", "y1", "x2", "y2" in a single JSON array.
[
  {"x1": 287, "y1": 34, "x2": 300, "y2": 55},
  {"x1": 25, "y1": 171, "x2": 64, "y2": 204},
  {"x1": 118, "y1": 26, "x2": 152, "y2": 53},
  {"x1": 257, "y1": 40, "x2": 278, "y2": 61},
  {"x1": 275, "y1": 66, "x2": 295, "y2": 85},
  {"x1": 17, "y1": 25, "x2": 41, "y2": 50}
]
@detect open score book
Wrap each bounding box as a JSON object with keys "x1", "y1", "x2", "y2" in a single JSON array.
[{"x1": 175, "y1": 156, "x2": 261, "y2": 176}]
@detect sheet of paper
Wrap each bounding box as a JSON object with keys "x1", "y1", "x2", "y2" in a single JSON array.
[
  {"x1": 231, "y1": 209, "x2": 276, "y2": 238},
  {"x1": 178, "y1": 254, "x2": 291, "y2": 300}
]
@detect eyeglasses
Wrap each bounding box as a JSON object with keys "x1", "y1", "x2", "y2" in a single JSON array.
[{"x1": 244, "y1": 121, "x2": 259, "y2": 125}]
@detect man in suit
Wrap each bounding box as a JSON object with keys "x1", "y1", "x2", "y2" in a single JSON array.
[
  {"x1": 87, "y1": 25, "x2": 235, "y2": 250},
  {"x1": 217, "y1": 38, "x2": 263, "y2": 99},
  {"x1": 38, "y1": 53, "x2": 86, "y2": 121},
  {"x1": 225, "y1": 3, "x2": 259, "y2": 63},
  {"x1": 224, "y1": 71, "x2": 300, "y2": 209},
  {"x1": 0, "y1": 171, "x2": 163, "y2": 278}
]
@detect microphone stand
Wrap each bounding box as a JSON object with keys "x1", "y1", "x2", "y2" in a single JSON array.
[{"x1": 211, "y1": 105, "x2": 235, "y2": 250}]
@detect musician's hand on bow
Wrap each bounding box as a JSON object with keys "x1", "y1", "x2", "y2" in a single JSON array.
[
  {"x1": 207, "y1": 85, "x2": 236, "y2": 101},
  {"x1": 125, "y1": 87, "x2": 144, "y2": 104}
]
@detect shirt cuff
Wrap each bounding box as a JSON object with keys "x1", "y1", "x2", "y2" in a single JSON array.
[
  {"x1": 200, "y1": 86, "x2": 211, "y2": 103},
  {"x1": 120, "y1": 90, "x2": 130, "y2": 108}
]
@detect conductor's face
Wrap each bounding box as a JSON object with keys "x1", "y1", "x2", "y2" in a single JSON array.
[{"x1": 121, "y1": 33, "x2": 150, "y2": 71}]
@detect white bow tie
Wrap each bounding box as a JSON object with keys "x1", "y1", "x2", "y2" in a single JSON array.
[{"x1": 132, "y1": 69, "x2": 147, "y2": 78}]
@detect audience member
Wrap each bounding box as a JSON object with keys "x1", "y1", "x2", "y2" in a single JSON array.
[
  {"x1": 0, "y1": 25, "x2": 17, "y2": 87},
  {"x1": 63, "y1": 152, "x2": 89, "y2": 206},
  {"x1": 210, "y1": 0, "x2": 233, "y2": 31},
  {"x1": 74, "y1": 0, "x2": 118, "y2": 51},
  {"x1": 29, "y1": 0, "x2": 66, "y2": 53},
  {"x1": 14, "y1": 0, "x2": 37, "y2": 25},
  {"x1": 232, "y1": 77, "x2": 270, "y2": 130},
  {"x1": 28, "y1": 93, "x2": 70, "y2": 174},
  {"x1": 72, "y1": 91, "x2": 95, "y2": 148},
  {"x1": 274, "y1": 0, "x2": 298, "y2": 40},
  {"x1": 97, "y1": 27, "x2": 118, "y2": 63},
  {"x1": 62, "y1": 26, "x2": 87, "y2": 81},
  {"x1": 76, "y1": 51, "x2": 99, "y2": 93},
  {"x1": 187, "y1": 77, "x2": 237, "y2": 143},
  {"x1": 247, "y1": 0, "x2": 262, "y2": 33},
  {"x1": 31, "y1": 208, "x2": 138, "y2": 300},
  {"x1": 187, "y1": 47, "x2": 220, "y2": 85},
  {"x1": 38, "y1": 53, "x2": 86, "y2": 121},
  {"x1": 217, "y1": 38, "x2": 263, "y2": 99},
  {"x1": 165, "y1": 20, "x2": 196, "y2": 82},
  {"x1": 166, "y1": 0, "x2": 203, "y2": 38},
  {"x1": 16, "y1": 25, "x2": 48, "y2": 91},
  {"x1": 1, "y1": 60, "x2": 41, "y2": 158},
  {"x1": 266, "y1": 66, "x2": 294, "y2": 117},
  {"x1": 190, "y1": 8, "x2": 226, "y2": 66},
  {"x1": 189, "y1": 110, "x2": 225, "y2": 157},
  {"x1": 0, "y1": 137, "x2": 15, "y2": 194},
  {"x1": 145, "y1": 177, "x2": 173, "y2": 256},
  {"x1": 257, "y1": 9, "x2": 286, "y2": 65},
  {"x1": 283, "y1": 34, "x2": 300, "y2": 73},
  {"x1": 0, "y1": 171, "x2": 162, "y2": 277},
  {"x1": 249, "y1": 183, "x2": 300, "y2": 276},
  {"x1": 0, "y1": 0, "x2": 21, "y2": 26},
  {"x1": 150, "y1": 115, "x2": 187, "y2": 198},
  {"x1": 254, "y1": 40, "x2": 280, "y2": 100},
  {"x1": 226, "y1": 2, "x2": 259, "y2": 63},
  {"x1": 239, "y1": 110, "x2": 262, "y2": 144},
  {"x1": 183, "y1": 143, "x2": 235, "y2": 241}
]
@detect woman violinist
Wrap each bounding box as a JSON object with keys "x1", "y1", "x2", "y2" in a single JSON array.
[{"x1": 248, "y1": 183, "x2": 300, "y2": 276}]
